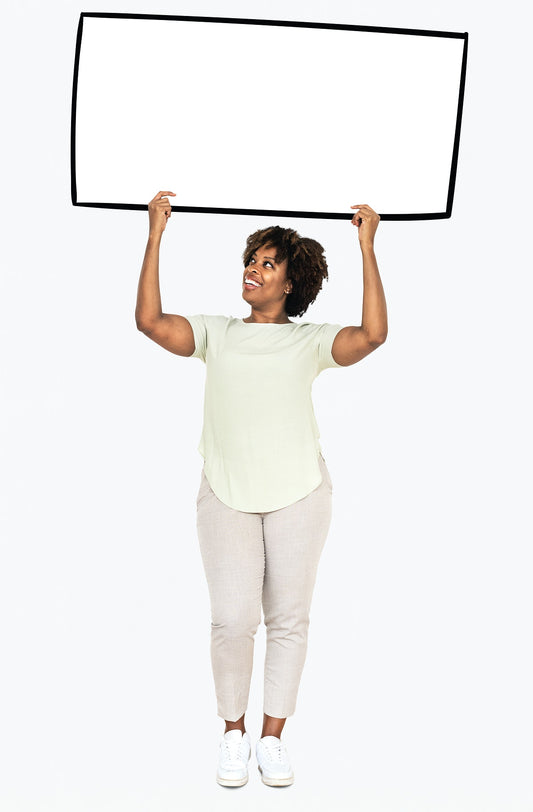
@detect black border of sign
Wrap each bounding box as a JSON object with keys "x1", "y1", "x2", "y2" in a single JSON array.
[{"x1": 71, "y1": 13, "x2": 469, "y2": 221}]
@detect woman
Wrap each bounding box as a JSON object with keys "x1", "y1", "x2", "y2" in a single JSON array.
[{"x1": 135, "y1": 190, "x2": 387, "y2": 788}]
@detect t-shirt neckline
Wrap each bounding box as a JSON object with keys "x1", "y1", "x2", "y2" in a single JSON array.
[{"x1": 240, "y1": 318, "x2": 294, "y2": 325}]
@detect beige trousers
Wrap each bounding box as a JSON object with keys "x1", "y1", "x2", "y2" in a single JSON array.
[{"x1": 196, "y1": 452, "x2": 333, "y2": 722}]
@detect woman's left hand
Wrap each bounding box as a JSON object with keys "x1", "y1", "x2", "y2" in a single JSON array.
[{"x1": 351, "y1": 203, "x2": 380, "y2": 248}]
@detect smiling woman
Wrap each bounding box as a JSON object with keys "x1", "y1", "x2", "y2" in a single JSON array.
[
  {"x1": 240, "y1": 224, "x2": 330, "y2": 321},
  {"x1": 135, "y1": 190, "x2": 388, "y2": 787}
]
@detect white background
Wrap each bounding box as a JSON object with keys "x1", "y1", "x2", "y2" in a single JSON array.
[{"x1": 1, "y1": 1, "x2": 532, "y2": 811}]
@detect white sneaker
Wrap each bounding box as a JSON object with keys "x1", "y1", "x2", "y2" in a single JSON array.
[
  {"x1": 216, "y1": 729, "x2": 251, "y2": 787},
  {"x1": 256, "y1": 735, "x2": 295, "y2": 786}
]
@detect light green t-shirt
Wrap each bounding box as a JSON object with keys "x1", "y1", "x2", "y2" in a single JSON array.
[{"x1": 185, "y1": 315, "x2": 344, "y2": 512}]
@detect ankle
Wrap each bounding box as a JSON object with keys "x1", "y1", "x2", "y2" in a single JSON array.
[
  {"x1": 262, "y1": 713, "x2": 286, "y2": 740},
  {"x1": 225, "y1": 724, "x2": 246, "y2": 734},
  {"x1": 224, "y1": 713, "x2": 246, "y2": 735}
]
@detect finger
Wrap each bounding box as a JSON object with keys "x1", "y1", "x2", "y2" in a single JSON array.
[{"x1": 150, "y1": 191, "x2": 176, "y2": 203}]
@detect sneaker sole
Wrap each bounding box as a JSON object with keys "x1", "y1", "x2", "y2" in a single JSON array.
[
  {"x1": 216, "y1": 773, "x2": 249, "y2": 787},
  {"x1": 257, "y1": 764, "x2": 294, "y2": 786}
]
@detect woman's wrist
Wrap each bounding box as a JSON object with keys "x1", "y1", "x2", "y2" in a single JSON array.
[{"x1": 148, "y1": 230, "x2": 163, "y2": 245}]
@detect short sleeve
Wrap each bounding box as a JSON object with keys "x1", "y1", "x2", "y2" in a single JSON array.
[
  {"x1": 184, "y1": 314, "x2": 208, "y2": 363},
  {"x1": 316, "y1": 322, "x2": 344, "y2": 373}
]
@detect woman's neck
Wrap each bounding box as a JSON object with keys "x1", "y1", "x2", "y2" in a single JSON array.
[{"x1": 243, "y1": 311, "x2": 292, "y2": 324}]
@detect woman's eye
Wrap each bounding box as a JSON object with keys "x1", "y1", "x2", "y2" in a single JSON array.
[{"x1": 249, "y1": 257, "x2": 272, "y2": 268}]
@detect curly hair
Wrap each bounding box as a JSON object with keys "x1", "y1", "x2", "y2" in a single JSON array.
[{"x1": 242, "y1": 225, "x2": 329, "y2": 318}]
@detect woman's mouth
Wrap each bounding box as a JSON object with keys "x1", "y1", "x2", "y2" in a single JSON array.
[{"x1": 243, "y1": 277, "x2": 262, "y2": 290}]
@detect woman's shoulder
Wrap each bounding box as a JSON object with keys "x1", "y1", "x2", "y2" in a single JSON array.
[{"x1": 186, "y1": 314, "x2": 233, "y2": 326}]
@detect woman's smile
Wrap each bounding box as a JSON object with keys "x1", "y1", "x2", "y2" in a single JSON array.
[{"x1": 243, "y1": 276, "x2": 262, "y2": 291}]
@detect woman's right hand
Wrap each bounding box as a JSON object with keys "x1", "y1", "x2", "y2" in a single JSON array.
[{"x1": 148, "y1": 190, "x2": 176, "y2": 237}]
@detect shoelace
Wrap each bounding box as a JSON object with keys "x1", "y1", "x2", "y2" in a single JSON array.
[
  {"x1": 262, "y1": 741, "x2": 286, "y2": 763},
  {"x1": 222, "y1": 738, "x2": 246, "y2": 764}
]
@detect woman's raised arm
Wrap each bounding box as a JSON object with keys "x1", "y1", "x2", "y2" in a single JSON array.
[
  {"x1": 135, "y1": 191, "x2": 196, "y2": 357},
  {"x1": 330, "y1": 203, "x2": 388, "y2": 367}
]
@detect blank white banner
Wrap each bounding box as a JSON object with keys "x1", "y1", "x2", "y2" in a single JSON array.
[{"x1": 71, "y1": 14, "x2": 468, "y2": 219}]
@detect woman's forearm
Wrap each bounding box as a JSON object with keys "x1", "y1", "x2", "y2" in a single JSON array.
[
  {"x1": 360, "y1": 243, "x2": 388, "y2": 345},
  {"x1": 135, "y1": 233, "x2": 164, "y2": 329}
]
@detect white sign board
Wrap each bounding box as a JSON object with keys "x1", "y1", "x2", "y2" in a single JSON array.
[{"x1": 71, "y1": 14, "x2": 468, "y2": 219}]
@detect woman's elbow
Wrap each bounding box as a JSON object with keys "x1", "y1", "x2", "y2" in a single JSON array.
[{"x1": 368, "y1": 329, "x2": 388, "y2": 348}]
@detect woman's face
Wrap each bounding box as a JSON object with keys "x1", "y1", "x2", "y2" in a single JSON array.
[{"x1": 242, "y1": 244, "x2": 292, "y2": 305}]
